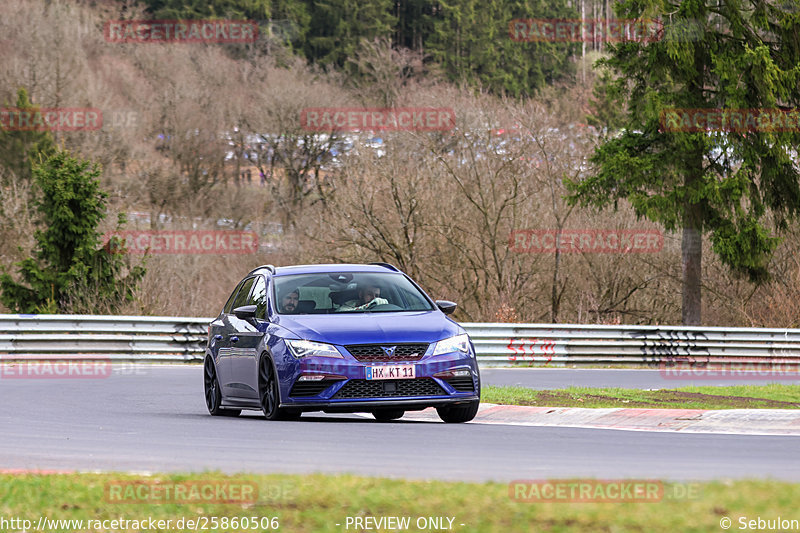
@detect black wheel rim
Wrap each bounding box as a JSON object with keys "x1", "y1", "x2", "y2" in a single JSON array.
[
  {"x1": 259, "y1": 358, "x2": 277, "y2": 416},
  {"x1": 204, "y1": 358, "x2": 218, "y2": 412}
]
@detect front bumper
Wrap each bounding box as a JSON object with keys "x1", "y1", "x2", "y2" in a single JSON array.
[
  {"x1": 285, "y1": 396, "x2": 480, "y2": 413},
  {"x1": 280, "y1": 349, "x2": 480, "y2": 407}
]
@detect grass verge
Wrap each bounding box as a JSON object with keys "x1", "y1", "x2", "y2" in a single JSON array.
[
  {"x1": 481, "y1": 384, "x2": 800, "y2": 409},
  {"x1": 1, "y1": 472, "x2": 798, "y2": 532}
]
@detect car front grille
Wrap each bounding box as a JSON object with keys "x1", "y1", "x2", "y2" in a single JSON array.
[
  {"x1": 289, "y1": 379, "x2": 344, "y2": 397},
  {"x1": 332, "y1": 378, "x2": 445, "y2": 399},
  {"x1": 444, "y1": 376, "x2": 475, "y2": 392},
  {"x1": 345, "y1": 343, "x2": 429, "y2": 362}
]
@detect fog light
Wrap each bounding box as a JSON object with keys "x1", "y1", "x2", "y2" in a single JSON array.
[
  {"x1": 434, "y1": 369, "x2": 471, "y2": 378},
  {"x1": 297, "y1": 374, "x2": 346, "y2": 381}
]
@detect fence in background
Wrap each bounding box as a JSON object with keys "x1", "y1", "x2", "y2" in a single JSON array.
[{"x1": 2, "y1": 314, "x2": 800, "y2": 368}]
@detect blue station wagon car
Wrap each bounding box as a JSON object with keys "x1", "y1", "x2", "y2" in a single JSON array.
[{"x1": 204, "y1": 263, "x2": 481, "y2": 423}]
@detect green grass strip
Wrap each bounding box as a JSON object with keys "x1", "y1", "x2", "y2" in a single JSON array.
[
  {"x1": 1, "y1": 473, "x2": 799, "y2": 532},
  {"x1": 481, "y1": 384, "x2": 800, "y2": 409}
]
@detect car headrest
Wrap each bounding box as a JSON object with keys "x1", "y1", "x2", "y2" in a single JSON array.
[
  {"x1": 297, "y1": 300, "x2": 316, "y2": 313},
  {"x1": 330, "y1": 289, "x2": 358, "y2": 305}
]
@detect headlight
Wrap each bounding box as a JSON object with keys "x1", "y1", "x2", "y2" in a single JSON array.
[
  {"x1": 432, "y1": 334, "x2": 471, "y2": 356},
  {"x1": 286, "y1": 340, "x2": 343, "y2": 358}
]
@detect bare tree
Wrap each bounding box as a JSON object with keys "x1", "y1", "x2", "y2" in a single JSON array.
[
  {"x1": 311, "y1": 131, "x2": 440, "y2": 280},
  {"x1": 510, "y1": 102, "x2": 597, "y2": 322},
  {"x1": 348, "y1": 37, "x2": 427, "y2": 107},
  {"x1": 244, "y1": 58, "x2": 352, "y2": 228}
]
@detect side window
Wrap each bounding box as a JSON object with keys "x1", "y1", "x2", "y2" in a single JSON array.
[
  {"x1": 223, "y1": 280, "x2": 245, "y2": 314},
  {"x1": 248, "y1": 276, "x2": 267, "y2": 318},
  {"x1": 231, "y1": 277, "x2": 256, "y2": 311}
]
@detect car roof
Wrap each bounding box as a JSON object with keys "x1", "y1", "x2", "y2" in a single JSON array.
[{"x1": 248, "y1": 263, "x2": 402, "y2": 277}]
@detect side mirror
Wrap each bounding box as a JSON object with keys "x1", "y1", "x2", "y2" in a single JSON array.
[
  {"x1": 435, "y1": 300, "x2": 457, "y2": 316},
  {"x1": 233, "y1": 305, "x2": 257, "y2": 320}
]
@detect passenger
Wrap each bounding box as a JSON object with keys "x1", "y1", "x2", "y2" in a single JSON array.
[{"x1": 337, "y1": 283, "x2": 388, "y2": 311}]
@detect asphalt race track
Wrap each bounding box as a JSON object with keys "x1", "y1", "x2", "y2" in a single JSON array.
[{"x1": 1, "y1": 365, "x2": 798, "y2": 481}]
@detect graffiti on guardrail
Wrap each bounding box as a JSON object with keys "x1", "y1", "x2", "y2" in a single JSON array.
[
  {"x1": 506, "y1": 338, "x2": 558, "y2": 364},
  {"x1": 627, "y1": 330, "x2": 710, "y2": 367},
  {"x1": 173, "y1": 321, "x2": 209, "y2": 336}
]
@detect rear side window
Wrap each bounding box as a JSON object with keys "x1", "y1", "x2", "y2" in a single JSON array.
[
  {"x1": 248, "y1": 276, "x2": 268, "y2": 318},
  {"x1": 223, "y1": 280, "x2": 245, "y2": 314},
  {"x1": 231, "y1": 277, "x2": 256, "y2": 312}
]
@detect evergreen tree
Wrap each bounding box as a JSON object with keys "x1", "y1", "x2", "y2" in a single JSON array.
[
  {"x1": 267, "y1": 0, "x2": 311, "y2": 56},
  {"x1": 0, "y1": 150, "x2": 145, "y2": 314},
  {"x1": 425, "y1": 0, "x2": 577, "y2": 96},
  {"x1": 302, "y1": 0, "x2": 396, "y2": 69},
  {"x1": 0, "y1": 88, "x2": 55, "y2": 184},
  {"x1": 394, "y1": 0, "x2": 435, "y2": 51},
  {"x1": 138, "y1": 0, "x2": 580, "y2": 95},
  {"x1": 144, "y1": 0, "x2": 271, "y2": 21},
  {"x1": 586, "y1": 69, "x2": 628, "y2": 136},
  {"x1": 568, "y1": 0, "x2": 800, "y2": 324}
]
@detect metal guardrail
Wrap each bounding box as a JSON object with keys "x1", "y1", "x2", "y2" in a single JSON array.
[
  {"x1": 0, "y1": 315, "x2": 208, "y2": 362},
  {"x1": 2, "y1": 314, "x2": 800, "y2": 367},
  {"x1": 467, "y1": 323, "x2": 800, "y2": 367}
]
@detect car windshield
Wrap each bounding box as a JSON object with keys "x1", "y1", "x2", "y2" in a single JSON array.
[{"x1": 273, "y1": 272, "x2": 435, "y2": 314}]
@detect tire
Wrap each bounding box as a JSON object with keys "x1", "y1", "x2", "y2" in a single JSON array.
[
  {"x1": 258, "y1": 354, "x2": 301, "y2": 421},
  {"x1": 204, "y1": 356, "x2": 241, "y2": 417},
  {"x1": 436, "y1": 400, "x2": 479, "y2": 423},
  {"x1": 372, "y1": 409, "x2": 405, "y2": 421}
]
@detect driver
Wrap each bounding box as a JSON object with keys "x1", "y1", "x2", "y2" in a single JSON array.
[
  {"x1": 279, "y1": 287, "x2": 300, "y2": 313},
  {"x1": 337, "y1": 283, "x2": 388, "y2": 311}
]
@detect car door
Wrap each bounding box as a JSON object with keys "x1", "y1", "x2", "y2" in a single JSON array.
[
  {"x1": 211, "y1": 279, "x2": 245, "y2": 391},
  {"x1": 221, "y1": 276, "x2": 256, "y2": 398},
  {"x1": 227, "y1": 275, "x2": 264, "y2": 399},
  {"x1": 244, "y1": 275, "x2": 271, "y2": 398}
]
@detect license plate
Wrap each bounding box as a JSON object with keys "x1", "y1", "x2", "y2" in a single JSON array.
[{"x1": 366, "y1": 365, "x2": 415, "y2": 380}]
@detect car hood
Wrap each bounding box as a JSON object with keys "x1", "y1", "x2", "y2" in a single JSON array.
[{"x1": 274, "y1": 311, "x2": 462, "y2": 346}]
